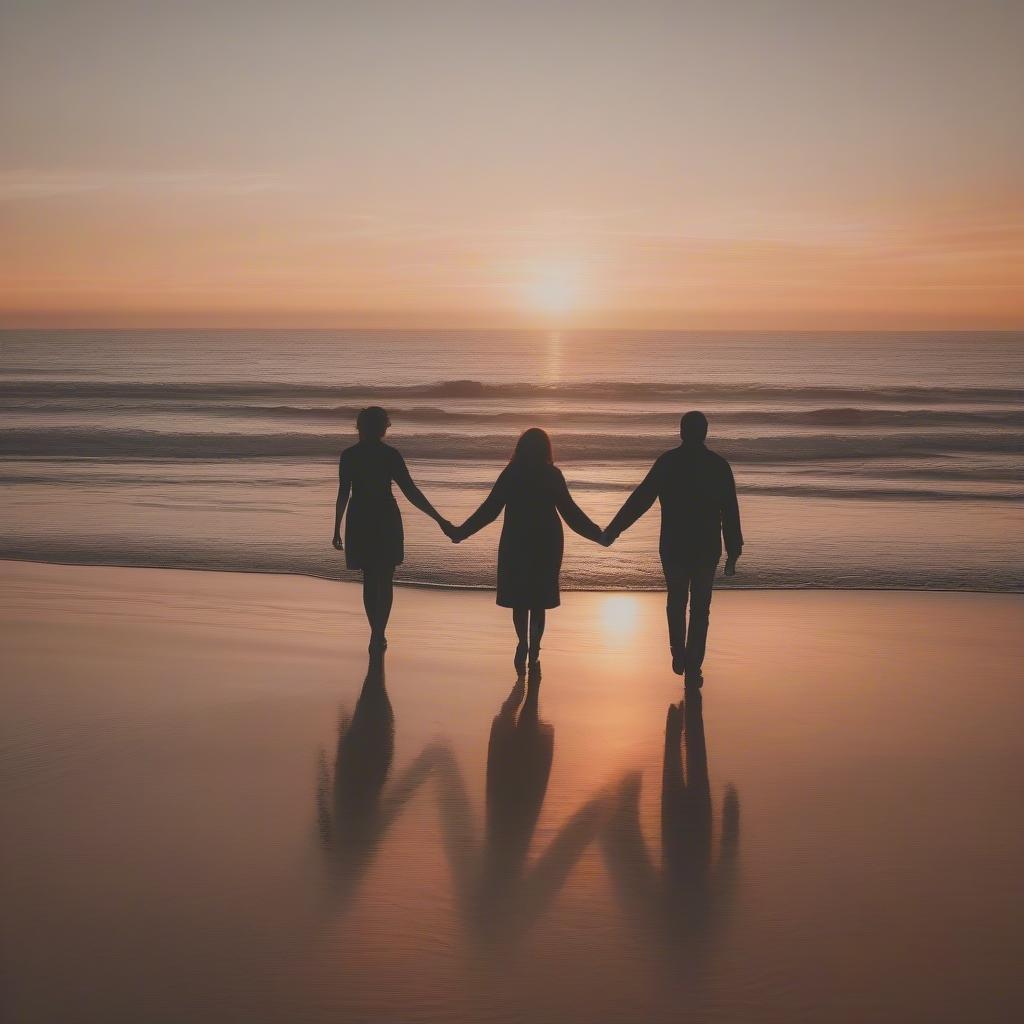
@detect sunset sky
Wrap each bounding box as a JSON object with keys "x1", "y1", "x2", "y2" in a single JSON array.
[{"x1": 2, "y1": 0, "x2": 1022, "y2": 328}]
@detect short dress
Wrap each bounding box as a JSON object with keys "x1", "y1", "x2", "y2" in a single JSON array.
[
  {"x1": 339, "y1": 441, "x2": 428, "y2": 570},
  {"x1": 460, "y1": 462, "x2": 602, "y2": 609}
]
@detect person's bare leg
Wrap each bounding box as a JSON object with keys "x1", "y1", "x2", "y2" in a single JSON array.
[
  {"x1": 361, "y1": 571, "x2": 377, "y2": 635},
  {"x1": 513, "y1": 608, "x2": 529, "y2": 674},
  {"x1": 528, "y1": 607, "x2": 546, "y2": 671},
  {"x1": 369, "y1": 567, "x2": 394, "y2": 651}
]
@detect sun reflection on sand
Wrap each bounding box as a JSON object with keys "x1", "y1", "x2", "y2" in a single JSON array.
[{"x1": 599, "y1": 595, "x2": 640, "y2": 646}]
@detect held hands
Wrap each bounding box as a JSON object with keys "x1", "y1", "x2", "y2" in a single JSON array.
[
  {"x1": 440, "y1": 519, "x2": 465, "y2": 544},
  {"x1": 599, "y1": 528, "x2": 615, "y2": 548}
]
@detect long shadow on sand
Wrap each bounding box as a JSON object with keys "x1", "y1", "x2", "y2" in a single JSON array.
[
  {"x1": 315, "y1": 655, "x2": 444, "y2": 911},
  {"x1": 317, "y1": 661, "x2": 739, "y2": 957},
  {"x1": 430, "y1": 674, "x2": 612, "y2": 947},
  {"x1": 600, "y1": 691, "x2": 740, "y2": 958}
]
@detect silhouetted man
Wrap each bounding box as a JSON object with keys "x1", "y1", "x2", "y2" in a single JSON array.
[{"x1": 603, "y1": 411, "x2": 742, "y2": 685}]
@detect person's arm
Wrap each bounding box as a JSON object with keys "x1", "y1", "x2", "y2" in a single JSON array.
[
  {"x1": 721, "y1": 462, "x2": 743, "y2": 573},
  {"x1": 554, "y1": 470, "x2": 603, "y2": 543},
  {"x1": 604, "y1": 458, "x2": 662, "y2": 543},
  {"x1": 332, "y1": 455, "x2": 351, "y2": 549},
  {"x1": 455, "y1": 467, "x2": 509, "y2": 540},
  {"x1": 392, "y1": 450, "x2": 448, "y2": 527}
]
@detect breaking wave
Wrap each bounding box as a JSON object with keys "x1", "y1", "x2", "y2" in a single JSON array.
[
  {"x1": 2, "y1": 426, "x2": 1021, "y2": 463},
  {"x1": 3, "y1": 378, "x2": 1022, "y2": 404}
]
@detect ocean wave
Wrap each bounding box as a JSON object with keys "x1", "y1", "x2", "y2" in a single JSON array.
[
  {"x1": 9, "y1": 402, "x2": 1024, "y2": 434},
  {"x1": 3, "y1": 378, "x2": 1021, "y2": 404},
  {"x1": 260, "y1": 405, "x2": 1024, "y2": 428},
  {"x1": 0, "y1": 465, "x2": 1018, "y2": 502},
  {"x1": 56, "y1": 402, "x2": 1024, "y2": 430},
  {"x1": 1, "y1": 548, "x2": 1020, "y2": 594},
  {"x1": 3, "y1": 426, "x2": 1021, "y2": 463}
]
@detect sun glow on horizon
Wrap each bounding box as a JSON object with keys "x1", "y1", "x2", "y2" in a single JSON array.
[{"x1": 522, "y1": 262, "x2": 585, "y2": 319}]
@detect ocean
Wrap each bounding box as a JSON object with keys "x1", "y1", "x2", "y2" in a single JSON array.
[{"x1": 1, "y1": 329, "x2": 1021, "y2": 592}]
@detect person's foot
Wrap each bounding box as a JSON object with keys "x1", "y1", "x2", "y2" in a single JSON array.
[
  {"x1": 514, "y1": 641, "x2": 528, "y2": 676},
  {"x1": 684, "y1": 668, "x2": 703, "y2": 689},
  {"x1": 671, "y1": 648, "x2": 686, "y2": 676}
]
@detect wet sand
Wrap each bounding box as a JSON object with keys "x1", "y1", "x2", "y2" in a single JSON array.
[{"x1": 2, "y1": 561, "x2": 1023, "y2": 1024}]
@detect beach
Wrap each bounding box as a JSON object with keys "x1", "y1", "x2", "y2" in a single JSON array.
[{"x1": 3, "y1": 559, "x2": 1023, "y2": 1023}]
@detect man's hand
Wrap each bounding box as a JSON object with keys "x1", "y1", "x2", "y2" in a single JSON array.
[
  {"x1": 332, "y1": 536, "x2": 343, "y2": 551},
  {"x1": 723, "y1": 556, "x2": 738, "y2": 577},
  {"x1": 441, "y1": 520, "x2": 463, "y2": 544}
]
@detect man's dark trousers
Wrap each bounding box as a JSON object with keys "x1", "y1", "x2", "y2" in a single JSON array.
[{"x1": 664, "y1": 561, "x2": 718, "y2": 673}]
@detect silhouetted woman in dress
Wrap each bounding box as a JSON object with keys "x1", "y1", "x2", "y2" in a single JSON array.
[
  {"x1": 332, "y1": 406, "x2": 451, "y2": 653},
  {"x1": 450, "y1": 428, "x2": 602, "y2": 675}
]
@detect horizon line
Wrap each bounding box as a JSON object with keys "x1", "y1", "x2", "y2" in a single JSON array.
[
  {"x1": 3, "y1": 324, "x2": 1024, "y2": 334},
  {"x1": 3, "y1": 314, "x2": 1023, "y2": 332}
]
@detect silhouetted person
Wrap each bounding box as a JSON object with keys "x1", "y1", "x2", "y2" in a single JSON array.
[
  {"x1": 448, "y1": 428, "x2": 603, "y2": 675},
  {"x1": 603, "y1": 411, "x2": 742, "y2": 685},
  {"x1": 332, "y1": 406, "x2": 452, "y2": 653}
]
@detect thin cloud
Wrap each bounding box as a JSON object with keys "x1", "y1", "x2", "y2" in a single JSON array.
[{"x1": 0, "y1": 170, "x2": 291, "y2": 201}]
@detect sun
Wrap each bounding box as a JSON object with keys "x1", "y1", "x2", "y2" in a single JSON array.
[{"x1": 523, "y1": 262, "x2": 583, "y2": 317}]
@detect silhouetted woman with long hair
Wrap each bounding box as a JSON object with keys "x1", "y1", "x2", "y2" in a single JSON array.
[
  {"x1": 450, "y1": 428, "x2": 602, "y2": 675},
  {"x1": 333, "y1": 406, "x2": 451, "y2": 653}
]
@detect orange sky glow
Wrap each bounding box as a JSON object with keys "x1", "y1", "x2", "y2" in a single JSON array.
[{"x1": 1, "y1": 1, "x2": 1022, "y2": 329}]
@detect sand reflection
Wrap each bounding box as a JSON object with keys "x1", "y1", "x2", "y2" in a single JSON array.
[
  {"x1": 432, "y1": 676, "x2": 613, "y2": 948},
  {"x1": 318, "y1": 662, "x2": 739, "y2": 964},
  {"x1": 316, "y1": 656, "x2": 446, "y2": 911},
  {"x1": 601, "y1": 692, "x2": 740, "y2": 960}
]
